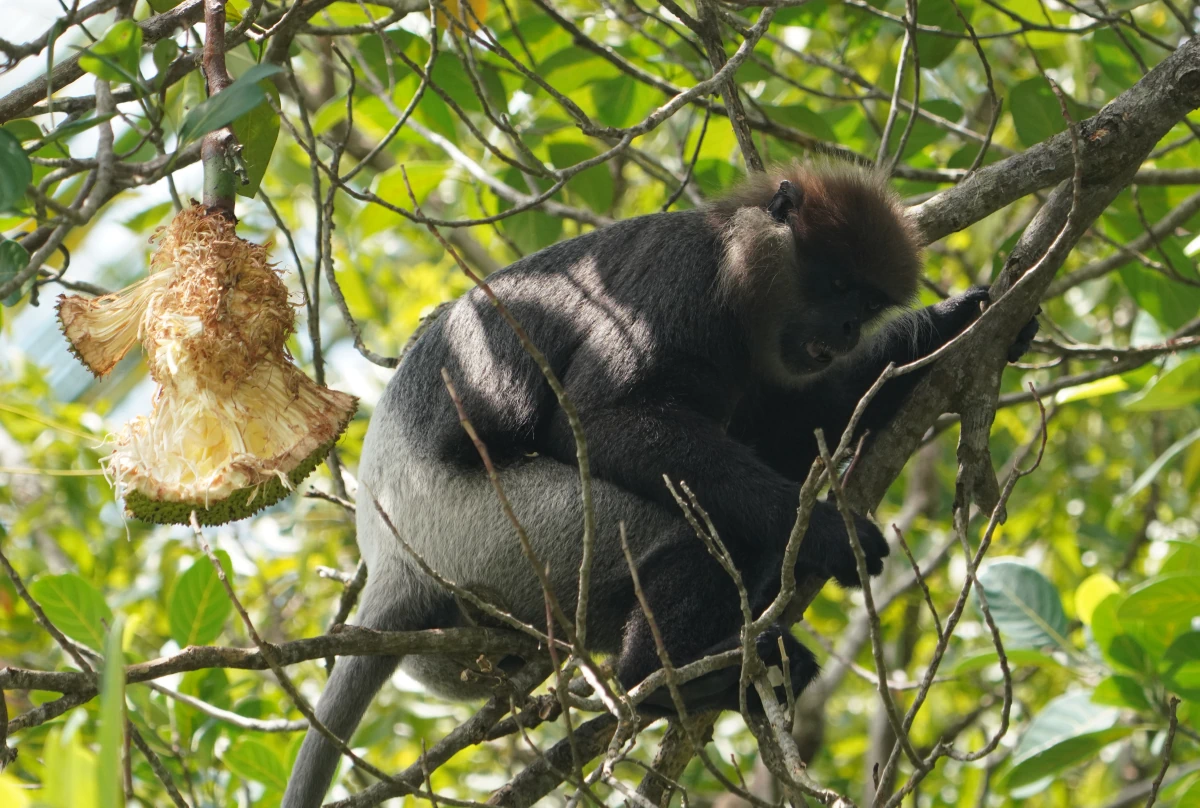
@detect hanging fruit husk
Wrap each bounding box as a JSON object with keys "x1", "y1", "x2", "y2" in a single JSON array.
[{"x1": 57, "y1": 204, "x2": 357, "y2": 526}]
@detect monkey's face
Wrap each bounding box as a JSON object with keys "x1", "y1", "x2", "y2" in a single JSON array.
[{"x1": 777, "y1": 267, "x2": 895, "y2": 374}]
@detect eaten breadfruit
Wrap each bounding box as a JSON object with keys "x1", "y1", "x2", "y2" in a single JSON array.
[{"x1": 57, "y1": 204, "x2": 357, "y2": 526}]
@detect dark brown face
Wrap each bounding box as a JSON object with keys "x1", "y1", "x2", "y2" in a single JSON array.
[{"x1": 777, "y1": 263, "x2": 901, "y2": 373}]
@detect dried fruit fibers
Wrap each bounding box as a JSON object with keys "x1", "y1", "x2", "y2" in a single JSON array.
[{"x1": 58, "y1": 204, "x2": 357, "y2": 525}]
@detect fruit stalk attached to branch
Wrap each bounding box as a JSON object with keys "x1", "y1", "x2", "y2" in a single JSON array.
[
  {"x1": 55, "y1": 1, "x2": 357, "y2": 525},
  {"x1": 201, "y1": 0, "x2": 237, "y2": 220}
]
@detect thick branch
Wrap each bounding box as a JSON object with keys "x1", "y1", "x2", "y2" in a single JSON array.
[{"x1": 911, "y1": 38, "x2": 1200, "y2": 244}]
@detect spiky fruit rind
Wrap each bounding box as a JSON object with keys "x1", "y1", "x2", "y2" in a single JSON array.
[{"x1": 122, "y1": 401, "x2": 356, "y2": 526}]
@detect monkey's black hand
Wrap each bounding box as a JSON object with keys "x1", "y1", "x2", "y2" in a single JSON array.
[
  {"x1": 827, "y1": 513, "x2": 889, "y2": 588},
  {"x1": 1008, "y1": 312, "x2": 1040, "y2": 363},
  {"x1": 932, "y1": 285, "x2": 1039, "y2": 364}
]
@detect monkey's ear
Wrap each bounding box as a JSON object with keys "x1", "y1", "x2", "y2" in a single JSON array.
[{"x1": 766, "y1": 180, "x2": 803, "y2": 223}]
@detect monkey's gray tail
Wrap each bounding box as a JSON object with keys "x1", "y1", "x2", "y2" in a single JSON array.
[{"x1": 281, "y1": 653, "x2": 401, "y2": 808}]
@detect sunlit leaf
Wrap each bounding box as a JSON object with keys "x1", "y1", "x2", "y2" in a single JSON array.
[
  {"x1": 1074, "y1": 574, "x2": 1120, "y2": 626},
  {"x1": 78, "y1": 20, "x2": 143, "y2": 84},
  {"x1": 1124, "y1": 359, "x2": 1200, "y2": 411},
  {"x1": 1120, "y1": 574, "x2": 1200, "y2": 623},
  {"x1": 1005, "y1": 692, "x2": 1128, "y2": 789},
  {"x1": 231, "y1": 87, "x2": 281, "y2": 197},
  {"x1": 224, "y1": 737, "x2": 290, "y2": 791},
  {"x1": 178, "y1": 63, "x2": 283, "y2": 145},
  {"x1": 28, "y1": 573, "x2": 113, "y2": 651},
  {"x1": 168, "y1": 551, "x2": 234, "y2": 648}
]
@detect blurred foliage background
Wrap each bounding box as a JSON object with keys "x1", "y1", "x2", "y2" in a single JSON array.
[{"x1": 1, "y1": 0, "x2": 1200, "y2": 807}]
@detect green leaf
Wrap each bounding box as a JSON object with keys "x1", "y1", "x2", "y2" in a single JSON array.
[
  {"x1": 951, "y1": 648, "x2": 1064, "y2": 675},
  {"x1": 590, "y1": 77, "x2": 654, "y2": 129},
  {"x1": 43, "y1": 727, "x2": 100, "y2": 808},
  {"x1": 39, "y1": 113, "x2": 118, "y2": 146},
  {"x1": 1008, "y1": 78, "x2": 1086, "y2": 148},
  {"x1": 1004, "y1": 691, "x2": 1129, "y2": 789},
  {"x1": 0, "y1": 129, "x2": 32, "y2": 213},
  {"x1": 916, "y1": 0, "x2": 971, "y2": 69},
  {"x1": 2, "y1": 120, "x2": 42, "y2": 143},
  {"x1": 98, "y1": 617, "x2": 125, "y2": 808},
  {"x1": 1120, "y1": 574, "x2": 1200, "y2": 623},
  {"x1": 168, "y1": 551, "x2": 234, "y2": 648},
  {"x1": 548, "y1": 142, "x2": 613, "y2": 213},
  {"x1": 231, "y1": 89, "x2": 280, "y2": 198},
  {"x1": 1164, "y1": 631, "x2": 1200, "y2": 667},
  {"x1": 1074, "y1": 574, "x2": 1120, "y2": 626},
  {"x1": 1162, "y1": 632, "x2": 1200, "y2": 699},
  {"x1": 178, "y1": 63, "x2": 283, "y2": 145},
  {"x1": 759, "y1": 104, "x2": 837, "y2": 142},
  {"x1": 0, "y1": 238, "x2": 31, "y2": 307},
  {"x1": 224, "y1": 737, "x2": 289, "y2": 791},
  {"x1": 977, "y1": 559, "x2": 1069, "y2": 649},
  {"x1": 28, "y1": 573, "x2": 113, "y2": 651},
  {"x1": 1117, "y1": 426, "x2": 1200, "y2": 510},
  {"x1": 153, "y1": 38, "x2": 180, "y2": 81},
  {"x1": 533, "y1": 50, "x2": 621, "y2": 94},
  {"x1": 1107, "y1": 634, "x2": 1151, "y2": 673},
  {"x1": 1124, "y1": 359, "x2": 1200, "y2": 411},
  {"x1": 1093, "y1": 675, "x2": 1152, "y2": 711},
  {"x1": 1118, "y1": 263, "x2": 1200, "y2": 331},
  {"x1": 78, "y1": 20, "x2": 143, "y2": 84}
]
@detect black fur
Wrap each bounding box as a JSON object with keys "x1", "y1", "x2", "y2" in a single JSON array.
[{"x1": 282, "y1": 167, "x2": 1037, "y2": 807}]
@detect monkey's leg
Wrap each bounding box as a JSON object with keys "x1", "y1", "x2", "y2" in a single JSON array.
[{"x1": 616, "y1": 543, "x2": 818, "y2": 715}]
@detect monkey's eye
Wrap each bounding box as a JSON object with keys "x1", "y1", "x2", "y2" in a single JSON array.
[
  {"x1": 832, "y1": 277, "x2": 850, "y2": 293},
  {"x1": 865, "y1": 296, "x2": 886, "y2": 313}
]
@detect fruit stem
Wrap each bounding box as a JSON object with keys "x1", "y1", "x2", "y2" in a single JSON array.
[{"x1": 202, "y1": 0, "x2": 236, "y2": 222}]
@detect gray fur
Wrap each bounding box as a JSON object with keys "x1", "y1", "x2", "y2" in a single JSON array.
[{"x1": 283, "y1": 166, "x2": 933, "y2": 808}]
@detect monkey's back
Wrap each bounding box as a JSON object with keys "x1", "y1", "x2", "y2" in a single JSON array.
[{"x1": 354, "y1": 209, "x2": 729, "y2": 665}]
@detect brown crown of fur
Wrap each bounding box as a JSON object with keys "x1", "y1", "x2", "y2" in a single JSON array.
[{"x1": 708, "y1": 164, "x2": 923, "y2": 306}]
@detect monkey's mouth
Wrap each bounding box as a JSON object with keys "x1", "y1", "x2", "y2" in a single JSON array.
[{"x1": 805, "y1": 341, "x2": 835, "y2": 364}]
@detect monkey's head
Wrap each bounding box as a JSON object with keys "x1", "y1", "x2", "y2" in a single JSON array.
[{"x1": 712, "y1": 165, "x2": 923, "y2": 383}]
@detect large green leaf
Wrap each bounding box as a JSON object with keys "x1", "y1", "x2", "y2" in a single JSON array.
[
  {"x1": 1008, "y1": 78, "x2": 1086, "y2": 147},
  {"x1": 1005, "y1": 691, "x2": 1129, "y2": 789},
  {"x1": 1120, "y1": 574, "x2": 1200, "y2": 623},
  {"x1": 0, "y1": 129, "x2": 32, "y2": 213},
  {"x1": 1124, "y1": 359, "x2": 1200, "y2": 411},
  {"x1": 977, "y1": 559, "x2": 1069, "y2": 649},
  {"x1": 951, "y1": 648, "x2": 1064, "y2": 675},
  {"x1": 28, "y1": 573, "x2": 113, "y2": 651},
  {"x1": 168, "y1": 551, "x2": 234, "y2": 648},
  {"x1": 1092, "y1": 675, "x2": 1152, "y2": 711},
  {"x1": 231, "y1": 87, "x2": 280, "y2": 198},
  {"x1": 178, "y1": 63, "x2": 283, "y2": 145},
  {"x1": 79, "y1": 19, "x2": 143, "y2": 84},
  {"x1": 224, "y1": 737, "x2": 289, "y2": 791}
]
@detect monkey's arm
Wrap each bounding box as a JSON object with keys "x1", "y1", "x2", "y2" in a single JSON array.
[{"x1": 735, "y1": 287, "x2": 1038, "y2": 479}]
